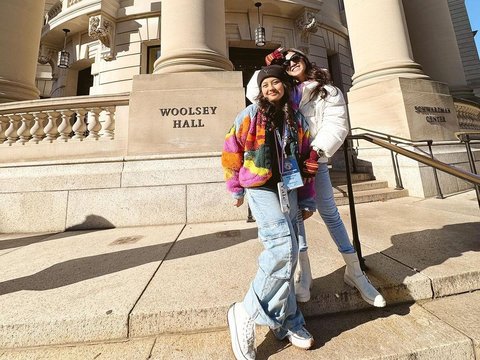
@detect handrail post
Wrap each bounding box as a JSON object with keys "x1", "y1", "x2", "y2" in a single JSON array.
[
  {"x1": 343, "y1": 138, "x2": 366, "y2": 270},
  {"x1": 388, "y1": 136, "x2": 403, "y2": 190},
  {"x1": 427, "y1": 140, "x2": 444, "y2": 199},
  {"x1": 463, "y1": 135, "x2": 480, "y2": 209}
]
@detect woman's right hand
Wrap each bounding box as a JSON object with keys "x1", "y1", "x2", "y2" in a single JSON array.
[{"x1": 234, "y1": 197, "x2": 244, "y2": 207}]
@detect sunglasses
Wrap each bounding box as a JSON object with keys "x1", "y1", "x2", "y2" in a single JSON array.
[{"x1": 282, "y1": 54, "x2": 303, "y2": 67}]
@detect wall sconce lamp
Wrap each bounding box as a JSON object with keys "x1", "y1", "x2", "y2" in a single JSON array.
[
  {"x1": 255, "y1": 2, "x2": 266, "y2": 47},
  {"x1": 57, "y1": 28, "x2": 71, "y2": 68}
]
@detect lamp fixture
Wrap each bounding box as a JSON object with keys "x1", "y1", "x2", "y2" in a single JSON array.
[
  {"x1": 255, "y1": 2, "x2": 266, "y2": 47},
  {"x1": 57, "y1": 28, "x2": 71, "y2": 68}
]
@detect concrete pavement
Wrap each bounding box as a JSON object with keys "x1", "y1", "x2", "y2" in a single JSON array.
[{"x1": 0, "y1": 190, "x2": 478, "y2": 359}]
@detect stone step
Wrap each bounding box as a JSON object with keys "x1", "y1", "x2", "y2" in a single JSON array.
[
  {"x1": 329, "y1": 170, "x2": 375, "y2": 184},
  {"x1": 334, "y1": 186, "x2": 410, "y2": 206},
  {"x1": 0, "y1": 156, "x2": 386, "y2": 233},
  {"x1": 1, "y1": 292, "x2": 479, "y2": 359},
  {"x1": 333, "y1": 179, "x2": 389, "y2": 194}
]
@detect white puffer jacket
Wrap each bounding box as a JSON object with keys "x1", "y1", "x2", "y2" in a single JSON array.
[
  {"x1": 299, "y1": 82, "x2": 349, "y2": 163},
  {"x1": 246, "y1": 73, "x2": 349, "y2": 163}
]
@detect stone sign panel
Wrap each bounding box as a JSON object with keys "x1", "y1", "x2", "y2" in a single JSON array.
[{"x1": 127, "y1": 72, "x2": 245, "y2": 155}]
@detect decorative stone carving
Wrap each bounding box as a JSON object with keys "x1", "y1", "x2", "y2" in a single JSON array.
[
  {"x1": 296, "y1": 8, "x2": 319, "y2": 43},
  {"x1": 88, "y1": 14, "x2": 116, "y2": 61},
  {"x1": 38, "y1": 43, "x2": 59, "y2": 79}
]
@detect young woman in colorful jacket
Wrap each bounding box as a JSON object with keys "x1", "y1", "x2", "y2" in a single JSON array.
[{"x1": 222, "y1": 65, "x2": 315, "y2": 360}]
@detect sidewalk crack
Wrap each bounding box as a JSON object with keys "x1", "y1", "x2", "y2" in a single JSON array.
[{"x1": 126, "y1": 223, "x2": 187, "y2": 338}]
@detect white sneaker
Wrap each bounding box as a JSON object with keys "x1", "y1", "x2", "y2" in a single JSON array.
[
  {"x1": 342, "y1": 252, "x2": 386, "y2": 308},
  {"x1": 286, "y1": 326, "x2": 314, "y2": 350},
  {"x1": 227, "y1": 302, "x2": 256, "y2": 360}
]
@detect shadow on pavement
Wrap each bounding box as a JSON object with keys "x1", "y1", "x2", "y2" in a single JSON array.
[
  {"x1": 0, "y1": 227, "x2": 257, "y2": 296},
  {"x1": 257, "y1": 221, "x2": 479, "y2": 358}
]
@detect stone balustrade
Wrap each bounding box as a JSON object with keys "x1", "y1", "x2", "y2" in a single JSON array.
[
  {"x1": 43, "y1": 0, "x2": 108, "y2": 32},
  {"x1": 454, "y1": 99, "x2": 480, "y2": 130},
  {"x1": 0, "y1": 94, "x2": 128, "y2": 145},
  {"x1": 0, "y1": 94, "x2": 129, "y2": 163},
  {"x1": 68, "y1": 0, "x2": 84, "y2": 6},
  {"x1": 45, "y1": 0, "x2": 63, "y2": 24}
]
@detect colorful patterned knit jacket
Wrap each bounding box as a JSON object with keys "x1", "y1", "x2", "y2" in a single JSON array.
[{"x1": 221, "y1": 103, "x2": 316, "y2": 210}]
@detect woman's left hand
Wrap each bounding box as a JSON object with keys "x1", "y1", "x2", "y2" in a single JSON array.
[
  {"x1": 302, "y1": 209, "x2": 314, "y2": 220},
  {"x1": 234, "y1": 197, "x2": 244, "y2": 207}
]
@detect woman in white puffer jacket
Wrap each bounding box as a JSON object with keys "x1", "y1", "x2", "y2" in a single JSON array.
[{"x1": 247, "y1": 48, "x2": 386, "y2": 307}]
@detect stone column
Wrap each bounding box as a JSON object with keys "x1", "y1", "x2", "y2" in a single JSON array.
[
  {"x1": 0, "y1": 0, "x2": 46, "y2": 103},
  {"x1": 343, "y1": 0, "x2": 465, "y2": 198},
  {"x1": 153, "y1": 0, "x2": 233, "y2": 73},
  {"x1": 343, "y1": 0, "x2": 429, "y2": 89},
  {"x1": 403, "y1": 0, "x2": 473, "y2": 99}
]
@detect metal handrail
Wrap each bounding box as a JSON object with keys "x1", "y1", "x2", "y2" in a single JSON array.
[
  {"x1": 343, "y1": 131, "x2": 480, "y2": 270},
  {"x1": 349, "y1": 127, "x2": 480, "y2": 197},
  {"x1": 350, "y1": 134, "x2": 480, "y2": 185}
]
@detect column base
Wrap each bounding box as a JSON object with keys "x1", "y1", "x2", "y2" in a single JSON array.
[
  {"x1": 153, "y1": 49, "x2": 234, "y2": 74},
  {"x1": 127, "y1": 71, "x2": 245, "y2": 156},
  {"x1": 347, "y1": 77, "x2": 466, "y2": 197},
  {"x1": 351, "y1": 60, "x2": 429, "y2": 90},
  {"x1": 0, "y1": 78, "x2": 40, "y2": 103}
]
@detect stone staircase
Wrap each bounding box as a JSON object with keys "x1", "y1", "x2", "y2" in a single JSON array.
[{"x1": 329, "y1": 170, "x2": 409, "y2": 206}]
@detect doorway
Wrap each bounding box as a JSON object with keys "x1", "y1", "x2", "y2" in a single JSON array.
[
  {"x1": 76, "y1": 66, "x2": 93, "y2": 96},
  {"x1": 229, "y1": 47, "x2": 274, "y2": 103}
]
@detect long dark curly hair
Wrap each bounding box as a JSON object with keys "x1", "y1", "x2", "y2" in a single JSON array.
[{"x1": 255, "y1": 78, "x2": 295, "y2": 130}]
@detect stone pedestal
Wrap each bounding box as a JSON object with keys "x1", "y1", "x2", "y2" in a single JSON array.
[
  {"x1": 127, "y1": 72, "x2": 245, "y2": 156},
  {"x1": 348, "y1": 77, "x2": 466, "y2": 197}
]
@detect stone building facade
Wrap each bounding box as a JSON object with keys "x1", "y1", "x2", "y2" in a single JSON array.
[{"x1": 0, "y1": 0, "x2": 478, "y2": 232}]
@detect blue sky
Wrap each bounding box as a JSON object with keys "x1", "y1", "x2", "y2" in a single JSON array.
[{"x1": 465, "y1": 0, "x2": 479, "y2": 56}]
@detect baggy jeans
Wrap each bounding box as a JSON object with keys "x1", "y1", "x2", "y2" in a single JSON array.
[
  {"x1": 243, "y1": 187, "x2": 305, "y2": 337},
  {"x1": 298, "y1": 162, "x2": 355, "y2": 254}
]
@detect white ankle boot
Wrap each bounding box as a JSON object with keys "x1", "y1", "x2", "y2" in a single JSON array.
[
  {"x1": 295, "y1": 251, "x2": 313, "y2": 302},
  {"x1": 342, "y1": 252, "x2": 386, "y2": 307}
]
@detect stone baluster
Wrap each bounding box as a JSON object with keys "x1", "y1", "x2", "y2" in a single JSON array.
[
  {"x1": 101, "y1": 106, "x2": 115, "y2": 140},
  {"x1": 71, "y1": 108, "x2": 87, "y2": 140},
  {"x1": 44, "y1": 110, "x2": 60, "y2": 142},
  {"x1": 57, "y1": 109, "x2": 74, "y2": 142},
  {"x1": 86, "y1": 107, "x2": 101, "y2": 140},
  {"x1": 16, "y1": 113, "x2": 34, "y2": 144},
  {"x1": 5, "y1": 114, "x2": 21, "y2": 145},
  {"x1": 0, "y1": 115, "x2": 9, "y2": 144},
  {"x1": 30, "y1": 112, "x2": 47, "y2": 143}
]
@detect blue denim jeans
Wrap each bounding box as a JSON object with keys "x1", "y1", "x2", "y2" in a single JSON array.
[
  {"x1": 243, "y1": 187, "x2": 305, "y2": 337},
  {"x1": 298, "y1": 162, "x2": 355, "y2": 254}
]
